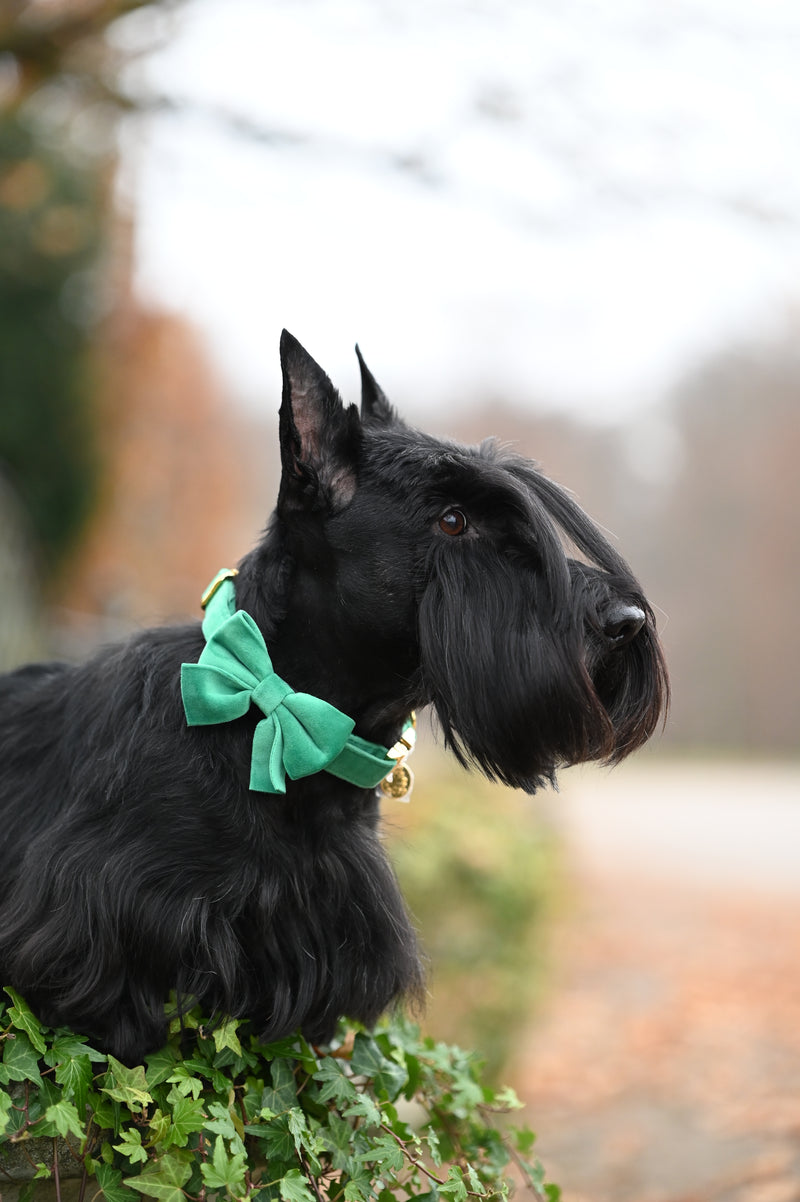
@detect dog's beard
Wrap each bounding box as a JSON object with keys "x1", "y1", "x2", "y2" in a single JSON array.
[
  {"x1": 419, "y1": 548, "x2": 614, "y2": 793},
  {"x1": 419, "y1": 547, "x2": 667, "y2": 793}
]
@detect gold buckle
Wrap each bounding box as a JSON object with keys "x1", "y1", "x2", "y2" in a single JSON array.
[
  {"x1": 201, "y1": 568, "x2": 239, "y2": 609},
  {"x1": 386, "y1": 717, "x2": 416, "y2": 761}
]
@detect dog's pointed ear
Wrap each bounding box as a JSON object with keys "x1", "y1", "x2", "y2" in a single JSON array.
[
  {"x1": 356, "y1": 345, "x2": 399, "y2": 425},
  {"x1": 279, "y1": 330, "x2": 361, "y2": 510}
]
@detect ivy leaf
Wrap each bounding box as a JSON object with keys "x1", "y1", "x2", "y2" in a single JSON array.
[
  {"x1": 338, "y1": 1168, "x2": 377, "y2": 1202},
  {"x1": 514, "y1": 1125, "x2": 537, "y2": 1155},
  {"x1": 344, "y1": 1092, "x2": 382, "y2": 1129},
  {"x1": 286, "y1": 1106, "x2": 322, "y2": 1173},
  {"x1": 320, "y1": 1111, "x2": 358, "y2": 1173},
  {"x1": 3, "y1": 988, "x2": 47, "y2": 1055},
  {"x1": 0, "y1": 1089, "x2": 13, "y2": 1135},
  {"x1": 178, "y1": 1056, "x2": 214, "y2": 1080},
  {"x1": 425, "y1": 1125, "x2": 442, "y2": 1167},
  {"x1": 44, "y1": 1099, "x2": 85, "y2": 1142},
  {"x1": 448, "y1": 1075, "x2": 484, "y2": 1119},
  {"x1": 350, "y1": 1034, "x2": 408, "y2": 1101},
  {"x1": 439, "y1": 1166, "x2": 469, "y2": 1201},
  {"x1": 54, "y1": 1050, "x2": 93, "y2": 1114},
  {"x1": 146, "y1": 1105, "x2": 171, "y2": 1144},
  {"x1": 165, "y1": 1095, "x2": 206, "y2": 1148},
  {"x1": 102, "y1": 1058, "x2": 153, "y2": 1112},
  {"x1": 252, "y1": 1032, "x2": 317, "y2": 1072},
  {"x1": 3, "y1": 1031, "x2": 43, "y2": 1084},
  {"x1": 47, "y1": 1030, "x2": 106, "y2": 1063},
  {"x1": 87, "y1": 1089, "x2": 118, "y2": 1132},
  {"x1": 35, "y1": 1074, "x2": 61, "y2": 1110},
  {"x1": 165, "y1": 1062, "x2": 203, "y2": 1100},
  {"x1": 143, "y1": 1046, "x2": 180, "y2": 1088},
  {"x1": 261, "y1": 1058, "x2": 297, "y2": 1113},
  {"x1": 95, "y1": 1163, "x2": 138, "y2": 1202},
  {"x1": 203, "y1": 1099, "x2": 239, "y2": 1141},
  {"x1": 349, "y1": 1034, "x2": 384, "y2": 1077},
  {"x1": 278, "y1": 1168, "x2": 315, "y2": 1202},
  {"x1": 166, "y1": 1000, "x2": 201, "y2": 1038},
  {"x1": 517, "y1": 1151, "x2": 548, "y2": 1191},
  {"x1": 211, "y1": 1017, "x2": 242, "y2": 1058},
  {"x1": 114, "y1": 1128, "x2": 149, "y2": 1165},
  {"x1": 354, "y1": 1131, "x2": 406, "y2": 1174},
  {"x1": 465, "y1": 1164, "x2": 482, "y2": 1194},
  {"x1": 402, "y1": 1052, "x2": 422, "y2": 1100},
  {"x1": 492, "y1": 1085, "x2": 524, "y2": 1111},
  {"x1": 260, "y1": 1115, "x2": 295, "y2": 1162},
  {"x1": 313, "y1": 1057, "x2": 357, "y2": 1107},
  {"x1": 125, "y1": 1152, "x2": 192, "y2": 1201},
  {"x1": 199, "y1": 1134, "x2": 247, "y2": 1193}
]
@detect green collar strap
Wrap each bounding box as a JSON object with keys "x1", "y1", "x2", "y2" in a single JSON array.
[{"x1": 180, "y1": 569, "x2": 415, "y2": 797}]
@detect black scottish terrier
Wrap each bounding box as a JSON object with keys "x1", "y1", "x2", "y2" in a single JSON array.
[{"x1": 0, "y1": 332, "x2": 667, "y2": 1063}]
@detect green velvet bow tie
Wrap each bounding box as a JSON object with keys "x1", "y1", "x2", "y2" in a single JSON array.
[{"x1": 181, "y1": 570, "x2": 414, "y2": 795}]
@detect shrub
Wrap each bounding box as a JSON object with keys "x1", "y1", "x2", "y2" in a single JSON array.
[
  {"x1": 0, "y1": 988, "x2": 559, "y2": 1202},
  {"x1": 387, "y1": 752, "x2": 561, "y2": 1079}
]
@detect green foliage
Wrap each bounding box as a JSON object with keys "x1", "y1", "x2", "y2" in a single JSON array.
[
  {"x1": 388, "y1": 755, "x2": 561, "y2": 1078},
  {"x1": 0, "y1": 111, "x2": 101, "y2": 574},
  {"x1": 0, "y1": 987, "x2": 559, "y2": 1201}
]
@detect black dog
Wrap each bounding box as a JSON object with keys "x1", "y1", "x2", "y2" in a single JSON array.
[{"x1": 0, "y1": 332, "x2": 667, "y2": 1063}]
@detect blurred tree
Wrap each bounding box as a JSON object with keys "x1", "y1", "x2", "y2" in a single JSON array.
[
  {"x1": 0, "y1": 112, "x2": 101, "y2": 573},
  {"x1": 652, "y1": 337, "x2": 800, "y2": 752},
  {"x1": 0, "y1": 1, "x2": 164, "y2": 107},
  {"x1": 0, "y1": 0, "x2": 174, "y2": 577}
]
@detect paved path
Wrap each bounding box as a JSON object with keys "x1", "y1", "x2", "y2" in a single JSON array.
[{"x1": 515, "y1": 761, "x2": 800, "y2": 1202}]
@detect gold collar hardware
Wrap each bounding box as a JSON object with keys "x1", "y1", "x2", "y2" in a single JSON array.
[
  {"x1": 379, "y1": 712, "x2": 416, "y2": 801},
  {"x1": 201, "y1": 568, "x2": 239, "y2": 609}
]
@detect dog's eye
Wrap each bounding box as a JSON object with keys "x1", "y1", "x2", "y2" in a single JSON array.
[{"x1": 438, "y1": 509, "x2": 468, "y2": 537}]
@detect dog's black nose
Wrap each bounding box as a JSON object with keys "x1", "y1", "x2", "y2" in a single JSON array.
[{"x1": 602, "y1": 603, "x2": 646, "y2": 648}]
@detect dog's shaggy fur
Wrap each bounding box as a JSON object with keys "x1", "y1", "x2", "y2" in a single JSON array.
[{"x1": 0, "y1": 333, "x2": 668, "y2": 1062}]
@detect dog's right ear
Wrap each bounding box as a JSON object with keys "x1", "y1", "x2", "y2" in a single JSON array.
[
  {"x1": 356, "y1": 345, "x2": 399, "y2": 426},
  {"x1": 278, "y1": 330, "x2": 361, "y2": 511}
]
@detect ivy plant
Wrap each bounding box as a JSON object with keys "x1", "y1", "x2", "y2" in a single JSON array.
[{"x1": 0, "y1": 988, "x2": 559, "y2": 1202}]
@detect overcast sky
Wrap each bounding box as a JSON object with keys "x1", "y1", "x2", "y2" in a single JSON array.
[{"x1": 119, "y1": 0, "x2": 800, "y2": 423}]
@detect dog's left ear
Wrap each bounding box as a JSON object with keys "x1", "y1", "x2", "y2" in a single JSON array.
[
  {"x1": 278, "y1": 330, "x2": 361, "y2": 510},
  {"x1": 356, "y1": 345, "x2": 398, "y2": 426}
]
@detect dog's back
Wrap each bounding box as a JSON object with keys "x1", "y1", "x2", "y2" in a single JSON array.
[{"x1": 0, "y1": 661, "x2": 76, "y2": 838}]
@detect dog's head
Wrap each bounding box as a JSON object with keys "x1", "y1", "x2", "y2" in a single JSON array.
[{"x1": 247, "y1": 331, "x2": 668, "y2": 794}]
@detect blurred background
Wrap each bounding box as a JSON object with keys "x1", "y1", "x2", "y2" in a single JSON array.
[{"x1": 1, "y1": 2, "x2": 799, "y2": 1200}]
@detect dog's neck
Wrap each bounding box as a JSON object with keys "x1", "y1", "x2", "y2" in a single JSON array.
[
  {"x1": 235, "y1": 542, "x2": 420, "y2": 749},
  {"x1": 187, "y1": 568, "x2": 416, "y2": 798}
]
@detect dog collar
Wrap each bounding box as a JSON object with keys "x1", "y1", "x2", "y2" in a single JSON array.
[{"x1": 180, "y1": 570, "x2": 415, "y2": 798}]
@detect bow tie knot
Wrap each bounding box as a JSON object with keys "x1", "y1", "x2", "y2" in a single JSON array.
[
  {"x1": 251, "y1": 673, "x2": 293, "y2": 717},
  {"x1": 181, "y1": 609, "x2": 354, "y2": 793}
]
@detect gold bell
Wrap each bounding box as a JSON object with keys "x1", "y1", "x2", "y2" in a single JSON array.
[
  {"x1": 380, "y1": 762, "x2": 414, "y2": 801},
  {"x1": 379, "y1": 712, "x2": 416, "y2": 800}
]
